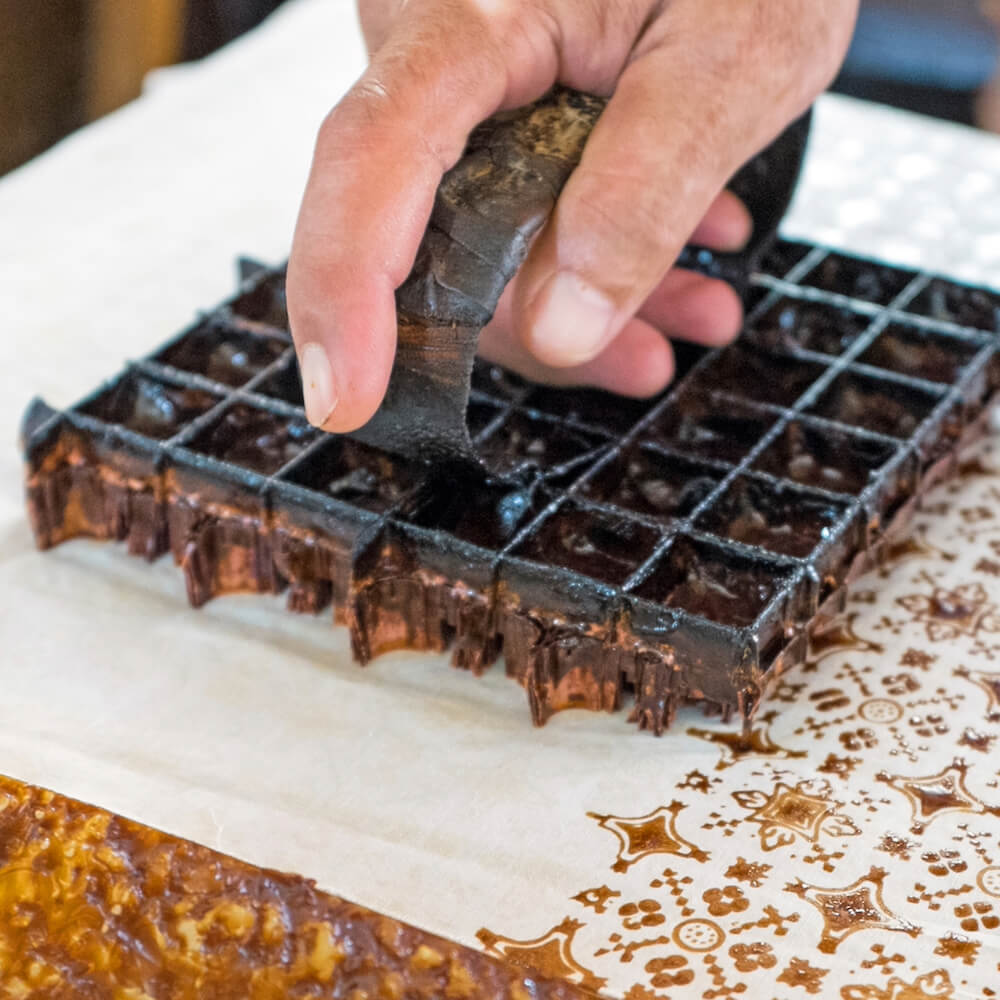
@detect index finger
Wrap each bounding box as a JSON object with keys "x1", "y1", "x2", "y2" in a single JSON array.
[{"x1": 286, "y1": 0, "x2": 555, "y2": 431}]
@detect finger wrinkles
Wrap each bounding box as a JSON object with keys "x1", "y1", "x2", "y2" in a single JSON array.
[
  {"x1": 550, "y1": 0, "x2": 655, "y2": 91},
  {"x1": 358, "y1": 0, "x2": 405, "y2": 54},
  {"x1": 321, "y1": 84, "x2": 462, "y2": 179},
  {"x1": 759, "y1": 0, "x2": 859, "y2": 101},
  {"x1": 382, "y1": 23, "x2": 506, "y2": 118},
  {"x1": 557, "y1": 167, "x2": 691, "y2": 278},
  {"x1": 583, "y1": 0, "x2": 654, "y2": 49},
  {"x1": 646, "y1": 0, "x2": 856, "y2": 127},
  {"x1": 409, "y1": 0, "x2": 558, "y2": 102}
]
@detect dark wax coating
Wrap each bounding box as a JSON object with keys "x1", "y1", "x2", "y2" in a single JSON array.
[
  {"x1": 352, "y1": 86, "x2": 812, "y2": 473},
  {"x1": 21, "y1": 238, "x2": 1000, "y2": 732},
  {"x1": 0, "y1": 774, "x2": 597, "y2": 1000}
]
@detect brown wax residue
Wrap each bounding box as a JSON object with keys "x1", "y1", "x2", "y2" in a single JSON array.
[
  {"x1": 958, "y1": 728, "x2": 995, "y2": 753},
  {"x1": 930, "y1": 590, "x2": 977, "y2": 620},
  {"x1": 687, "y1": 724, "x2": 808, "y2": 770},
  {"x1": 20, "y1": 374, "x2": 998, "y2": 733},
  {"x1": 956, "y1": 457, "x2": 995, "y2": 480},
  {"x1": 0, "y1": 775, "x2": 595, "y2": 1000},
  {"x1": 878, "y1": 834, "x2": 916, "y2": 860}
]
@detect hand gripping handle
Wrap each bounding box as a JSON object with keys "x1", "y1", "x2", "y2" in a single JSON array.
[{"x1": 346, "y1": 87, "x2": 812, "y2": 476}]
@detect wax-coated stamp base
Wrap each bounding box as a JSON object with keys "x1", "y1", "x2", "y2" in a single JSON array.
[{"x1": 22, "y1": 240, "x2": 1000, "y2": 732}]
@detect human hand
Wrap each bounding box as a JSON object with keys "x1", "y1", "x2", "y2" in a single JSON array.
[{"x1": 288, "y1": 0, "x2": 858, "y2": 431}]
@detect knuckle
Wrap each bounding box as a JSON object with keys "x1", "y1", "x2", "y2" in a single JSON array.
[
  {"x1": 746, "y1": 0, "x2": 858, "y2": 99},
  {"x1": 317, "y1": 73, "x2": 455, "y2": 173},
  {"x1": 550, "y1": 0, "x2": 647, "y2": 87}
]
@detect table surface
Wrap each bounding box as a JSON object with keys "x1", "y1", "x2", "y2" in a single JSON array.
[{"x1": 4, "y1": 1, "x2": 1000, "y2": 996}]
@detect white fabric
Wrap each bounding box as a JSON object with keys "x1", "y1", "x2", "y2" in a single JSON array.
[{"x1": 3, "y1": 2, "x2": 1000, "y2": 995}]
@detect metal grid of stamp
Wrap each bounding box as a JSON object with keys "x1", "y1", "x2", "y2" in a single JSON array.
[{"x1": 21, "y1": 241, "x2": 1000, "y2": 732}]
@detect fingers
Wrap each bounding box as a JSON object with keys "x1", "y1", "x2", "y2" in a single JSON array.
[
  {"x1": 636, "y1": 190, "x2": 749, "y2": 347},
  {"x1": 513, "y1": 53, "x2": 752, "y2": 370},
  {"x1": 480, "y1": 264, "x2": 741, "y2": 396},
  {"x1": 357, "y1": 0, "x2": 404, "y2": 55},
  {"x1": 637, "y1": 269, "x2": 744, "y2": 345},
  {"x1": 512, "y1": 0, "x2": 839, "y2": 371},
  {"x1": 479, "y1": 315, "x2": 675, "y2": 398},
  {"x1": 287, "y1": 0, "x2": 554, "y2": 431},
  {"x1": 291, "y1": 0, "x2": 858, "y2": 429},
  {"x1": 689, "y1": 190, "x2": 752, "y2": 252}
]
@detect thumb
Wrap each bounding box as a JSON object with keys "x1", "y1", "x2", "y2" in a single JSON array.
[
  {"x1": 287, "y1": 1, "x2": 546, "y2": 431},
  {"x1": 513, "y1": 9, "x2": 822, "y2": 368}
]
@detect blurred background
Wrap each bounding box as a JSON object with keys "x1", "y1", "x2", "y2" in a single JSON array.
[{"x1": 1, "y1": 0, "x2": 999, "y2": 179}]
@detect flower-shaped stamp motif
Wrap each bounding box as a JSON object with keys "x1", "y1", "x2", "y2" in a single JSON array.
[
  {"x1": 588, "y1": 803, "x2": 709, "y2": 872},
  {"x1": 728, "y1": 941, "x2": 776, "y2": 973},
  {"x1": 732, "y1": 779, "x2": 860, "y2": 852},
  {"x1": 703, "y1": 885, "x2": 749, "y2": 917},
  {"x1": 786, "y1": 866, "x2": 920, "y2": 954},
  {"x1": 841, "y1": 969, "x2": 954, "y2": 1000},
  {"x1": 876, "y1": 759, "x2": 1000, "y2": 834},
  {"x1": 897, "y1": 583, "x2": 1000, "y2": 642}
]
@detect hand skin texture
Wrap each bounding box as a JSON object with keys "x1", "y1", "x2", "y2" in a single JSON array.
[{"x1": 288, "y1": 0, "x2": 858, "y2": 432}]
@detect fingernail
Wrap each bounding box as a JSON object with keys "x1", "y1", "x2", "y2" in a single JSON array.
[
  {"x1": 300, "y1": 342, "x2": 338, "y2": 428},
  {"x1": 528, "y1": 271, "x2": 617, "y2": 366}
]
